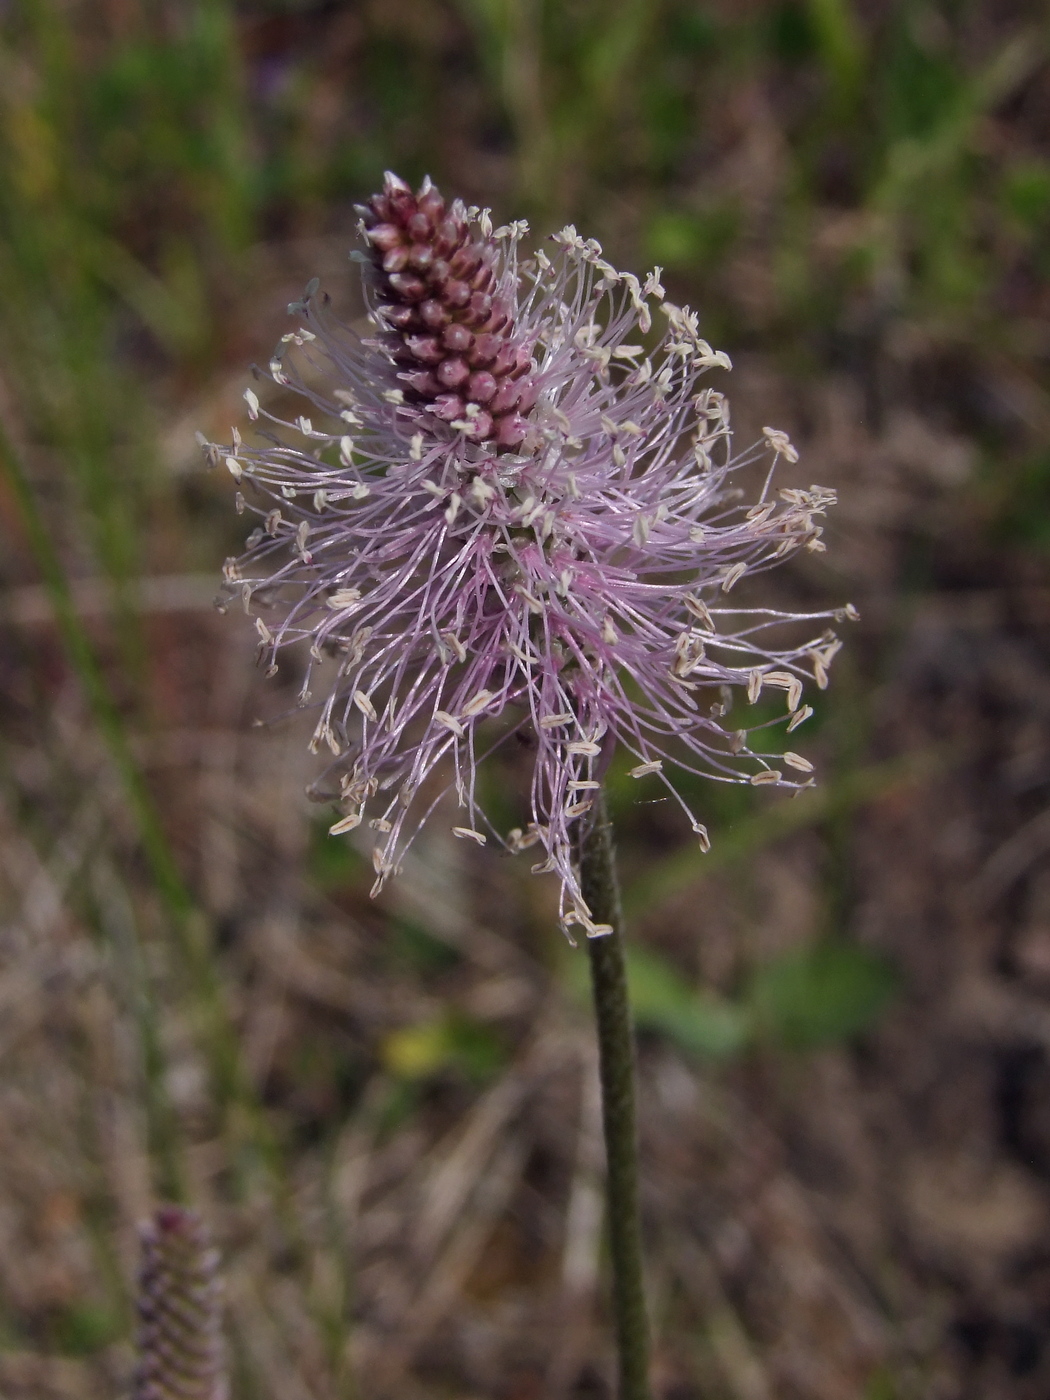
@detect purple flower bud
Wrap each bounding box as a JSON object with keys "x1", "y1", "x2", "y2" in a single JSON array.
[
  {"x1": 436, "y1": 357, "x2": 470, "y2": 388},
  {"x1": 210, "y1": 174, "x2": 851, "y2": 935},
  {"x1": 420, "y1": 298, "x2": 449, "y2": 328},
  {"x1": 365, "y1": 223, "x2": 402, "y2": 252},
  {"x1": 443, "y1": 324, "x2": 474, "y2": 353},
  {"x1": 468, "y1": 371, "x2": 498, "y2": 402}
]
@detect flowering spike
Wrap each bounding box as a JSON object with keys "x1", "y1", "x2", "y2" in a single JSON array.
[
  {"x1": 133, "y1": 1206, "x2": 226, "y2": 1400},
  {"x1": 210, "y1": 175, "x2": 846, "y2": 932}
]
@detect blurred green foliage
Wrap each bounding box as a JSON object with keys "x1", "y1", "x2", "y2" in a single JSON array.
[
  {"x1": 388, "y1": 918, "x2": 464, "y2": 976},
  {"x1": 382, "y1": 1010, "x2": 508, "y2": 1084},
  {"x1": 565, "y1": 938, "x2": 896, "y2": 1061},
  {"x1": 625, "y1": 945, "x2": 750, "y2": 1060},
  {"x1": 48, "y1": 1301, "x2": 123, "y2": 1357},
  {"x1": 309, "y1": 814, "x2": 368, "y2": 891},
  {"x1": 748, "y1": 939, "x2": 897, "y2": 1048}
]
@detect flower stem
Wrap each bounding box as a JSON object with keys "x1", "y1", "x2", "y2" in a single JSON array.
[{"x1": 577, "y1": 794, "x2": 651, "y2": 1400}]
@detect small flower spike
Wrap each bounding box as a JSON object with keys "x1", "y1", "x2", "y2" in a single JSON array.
[
  {"x1": 209, "y1": 172, "x2": 852, "y2": 937},
  {"x1": 133, "y1": 1206, "x2": 226, "y2": 1400},
  {"x1": 359, "y1": 172, "x2": 538, "y2": 449}
]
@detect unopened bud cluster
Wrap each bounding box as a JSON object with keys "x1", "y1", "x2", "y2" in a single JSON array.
[
  {"x1": 359, "y1": 172, "x2": 536, "y2": 448},
  {"x1": 133, "y1": 1207, "x2": 226, "y2": 1400},
  {"x1": 208, "y1": 173, "x2": 852, "y2": 934}
]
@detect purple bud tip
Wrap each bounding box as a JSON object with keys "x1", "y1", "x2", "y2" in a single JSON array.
[{"x1": 360, "y1": 174, "x2": 536, "y2": 449}]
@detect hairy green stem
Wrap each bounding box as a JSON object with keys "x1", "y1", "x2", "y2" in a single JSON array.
[{"x1": 577, "y1": 794, "x2": 651, "y2": 1400}]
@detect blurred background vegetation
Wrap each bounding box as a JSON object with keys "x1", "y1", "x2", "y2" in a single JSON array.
[{"x1": 0, "y1": 1, "x2": 1048, "y2": 1397}]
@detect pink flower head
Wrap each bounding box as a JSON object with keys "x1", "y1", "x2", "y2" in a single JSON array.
[{"x1": 209, "y1": 173, "x2": 852, "y2": 936}]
